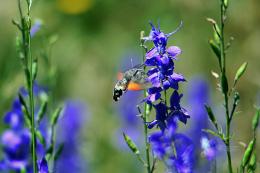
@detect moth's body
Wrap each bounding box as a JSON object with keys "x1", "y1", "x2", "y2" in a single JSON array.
[{"x1": 113, "y1": 64, "x2": 147, "y2": 101}]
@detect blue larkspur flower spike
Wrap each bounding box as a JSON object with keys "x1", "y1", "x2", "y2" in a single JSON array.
[{"x1": 144, "y1": 22, "x2": 189, "y2": 129}]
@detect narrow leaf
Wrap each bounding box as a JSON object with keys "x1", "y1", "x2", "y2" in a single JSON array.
[
  {"x1": 21, "y1": 106, "x2": 31, "y2": 129},
  {"x1": 54, "y1": 143, "x2": 64, "y2": 161},
  {"x1": 123, "y1": 133, "x2": 140, "y2": 155},
  {"x1": 32, "y1": 59, "x2": 38, "y2": 81},
  {"x1": 252, "y1": 109, "x2": 260, "y2": 132},
  {"x1": 224, "y1": 0, "x2": 228, "y2": 8},
  {"x1": 202, "y1": 129, "x2": 222, "y2": 139},
  {"x1": 209, "y1": 39, "x2": 221, "y2": 60},
  {"x1": 204, "y1": 105, "x2": 218, "y2": 130},
  {"x1": 45, "y1": 145, "x2": 54, "y2": 161},
  {"x1": 242, "y1": 139, "x2": 255, "y2": 167},
  {"x1": 37, "y1": 100, "x2": 48, "y2": 125},
  {"x1": 247, "y1": 153, "x2": 256, "y2": 172},
  {"x1": 221, "y1": 74, "x2": 229, "y2": 94},
  {"x1": 36, "y1": 130, "x2": 46, "y2": 147},
  {"x1": 234, "y1": 62, "x2": 248, "y2": 87},
  {"x1": 51, "y1": 106, "x2": 63, "y2": 126}
]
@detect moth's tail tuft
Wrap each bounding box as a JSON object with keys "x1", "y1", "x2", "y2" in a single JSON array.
[{"x1": 113, "y1": 89, "x2": 123, "y2": 101}]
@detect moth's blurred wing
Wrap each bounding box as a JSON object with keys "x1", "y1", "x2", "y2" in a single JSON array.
[
  {"x1": 127, "y1": 82, "x2": 145, "y2": 91},
  {"x1": 117, "y1": 72, "x2": 124, "y2": 80},
  {"x1": 127, "y1": 81, "x2": 150, "y2": 91}
]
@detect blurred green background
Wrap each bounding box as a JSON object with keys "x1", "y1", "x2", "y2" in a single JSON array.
[{"x1": 0, "y1": 0, "x2": 260, "y2": 172}]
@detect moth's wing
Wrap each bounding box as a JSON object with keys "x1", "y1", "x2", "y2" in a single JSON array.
[
  {"x1": 127, "y1": 82, "x2": 146, "y2": 91},
  {"x1": 117, "y1": 72, "x2": 124, "y2": 80}
]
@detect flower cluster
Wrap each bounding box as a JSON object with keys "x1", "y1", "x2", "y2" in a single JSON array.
[
  {"x1": 143, "y1": 23, "x2": 189, "y2": 131},
  {"x1": 0, "y1": 87, "x2": 46, "y2": 172},
  {"x1": 149, "y1": 121, "x2": 194, "y2": 173}
]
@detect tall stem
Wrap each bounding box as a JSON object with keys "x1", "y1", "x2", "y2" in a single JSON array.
[
  {"x1": 17, "y1": 0, "x2": 37, "y2": 172},
  {"x1": 219, "y1": 1, "x2": 233, "y2": 172},
  {"x1": 141, "y1": 40, "x2": 151, "y2": 173},
  {"x1": 29, "y1": 33, "x2": 37, "y2": 173}
]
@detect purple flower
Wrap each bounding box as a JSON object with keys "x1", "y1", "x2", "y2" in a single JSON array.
[
  {"x1": 149, "y1": 121, "x2": 194, "y2": 173},
  {"x1": 38, "y1": 158, "x2": 48, "y2": 173},
  {"x1": 200, "y1": 137, "x2": 217, "y2": 161},
  {"x1": 30, "y1": 20, "x2": 42, "y2": 37},
  {"x1": 143, "y1": 23, "x2": 188, "y2": 129},
  {"x1": 56, "y1": 100, "x2": 88, "y2": 173},
  {"x1": 0, "y1": 83, "x2": 49, "y2": 172}
]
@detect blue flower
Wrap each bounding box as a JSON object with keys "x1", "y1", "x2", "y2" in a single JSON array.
[
  {"x1": 143, "y1": 23, "x2": 188, "y2": 129},
  {"x1": 30, "y1": 20, "x2": 42, "y2": 37},
  {"x1": 149, "y1": 122, "x2": 194, "y2": 173},
  {"x1": 200, "y1": 137, "x2": 217, "y2": 161},
  {"x1": 0, "y1": 83, "x2": 49, "y2": 172},
  {"x1": 4, "y1": 98, "x2": 24, "y2": 130},
  {"x1": 38, "y1": 157, "x2": 48, "y2": 173},
  {"x1": 56, "y1": 100, "x2": 88, "y2": 173}
]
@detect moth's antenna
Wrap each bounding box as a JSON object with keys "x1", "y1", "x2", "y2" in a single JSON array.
[
  {"x1": 131, "y1": 58, "x2": 134, "y2": 68},
  {"x1": 167, "y1": 21, "x2": 183, "y2": 37}
]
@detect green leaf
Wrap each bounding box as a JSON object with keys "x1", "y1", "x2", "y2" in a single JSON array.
[
  {"x1": 21, "y1": 106, "x2": 31, "y2": 128},
  {"x1": 18, "y1": 93, "x2": 31, "y2": 128},
  {"x1": 202, "y1": 129, "x2": 222, "y2": 139},
  {"x1": 204, "y1": 105, "x2": 218, "y2": 130},
  {"x1": 18, "y1": 93, "x2": 28, "y2": 112},
  {"x1": 51, "y1": 106, "x2": 63, "y2": 126},
  {"x1": 206, "y1": 18, "x2": 221, "y2": 44},
  {"x1": 123, "y1": 133, "x2": 140, "y2": 155},
  {"x1": 45, "y1": 145, "x2": 54, "y2": 161},
  {"x1": 221, "y1": 74, "x2": 229, "y2": 94},
  {"x1": 247, "y1": 153, "x2": 256, "y2": 172},
  {"x1": 37, "y1": 100, "x2": 48, "y2": 125},
  {"x1": 224, "y1": 0, "x2": 228, "y2": 8},
  {"x1": 54, "y1": 143, "x2": 64, "y2": 161},
  {"x1": 36, "y1": 130, "x2": 46, "y2": 147},
  {"x1": 234, "y1": 62, "x2": 248, "y2": 87},
  {"x1": 242, "y1": 139, "x2": 255, "y2": 167},
  {"x1": 32, "y1": 59, "x2": 38, "y2": 81},
  {"x1": 25, "y1": 68, "x2": 31, "y2": 88},
  {"x1": 252, "y1": 109, "x2": 260, "y2": 132},
  {"x1": 209, "y1": 39, "x2": 221, "y2": 61}
]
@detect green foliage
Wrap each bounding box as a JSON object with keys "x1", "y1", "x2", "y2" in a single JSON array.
[
  {"x1": 123, "y1": 133, "x2": 140, "y2": 155},
  {"x1": 234, "y1": 62, "x2": 248, "y2": 87}
]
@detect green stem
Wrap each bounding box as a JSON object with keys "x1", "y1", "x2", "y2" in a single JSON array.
[
  {"x1": 17, "y1": 0, "x2": 37, "y2": 172},
  {"x1": 28, "y1": 15, "x2": 38, "y2": 173},
  {"x1": 219, "y1": 1, "x2": 233, "y2": 172},
  {"x1": 141, "y1": 39, "x2": 151, "y2": 173},
  {"x1": 143, "y1": 108, "x2": 151, "y2": 173}
]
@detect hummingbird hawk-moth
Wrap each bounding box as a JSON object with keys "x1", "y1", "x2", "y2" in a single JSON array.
[{"x1": 113, "y1": 64, "x2": 147, "y2": 101}]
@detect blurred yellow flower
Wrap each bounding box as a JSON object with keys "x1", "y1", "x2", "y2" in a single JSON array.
[{"x1": 57, "y1": 0, "x2": 92, "y2": 14}]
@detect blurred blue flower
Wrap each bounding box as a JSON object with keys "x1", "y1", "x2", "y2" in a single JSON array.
[
  {"x1": 185, "y1": 77, "x2": 219, "y2": 171},
  {"x1": 56, "y1": 100, "x2": 88, "y2": 173},
  {"x1": 38, "y1": 157, "x2": 49, "y2": 173},
  {"x1": 200, "y1": 137, "x2": 217, "y2": 161},
  {"x1": 149, "y1": 121, "x2": 194, "y2": 173},
  {"x1": 0, "y1": 84, "x2": 48, "y2": 172},
  {"x1": 30, "y1": 20, "x2": 42, "y2": 37}
]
